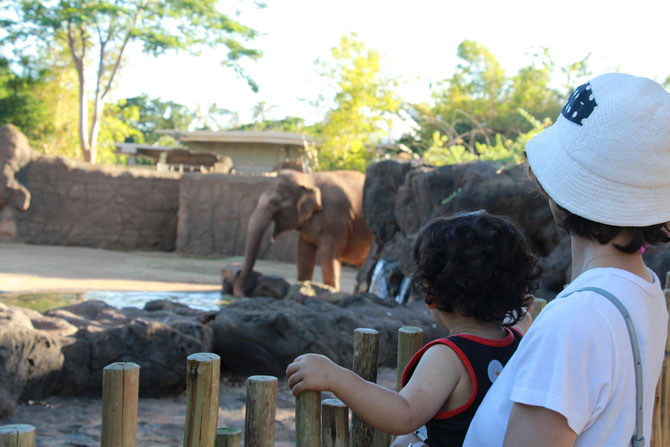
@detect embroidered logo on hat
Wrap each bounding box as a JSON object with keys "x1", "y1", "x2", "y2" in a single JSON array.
[{"x1": 561, "y1": 82, "x2": 598, "y2": 125}]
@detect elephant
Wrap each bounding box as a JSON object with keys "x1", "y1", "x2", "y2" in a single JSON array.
[{"x1": 233, "y1": 169, "x2": 373, "y2": 297}]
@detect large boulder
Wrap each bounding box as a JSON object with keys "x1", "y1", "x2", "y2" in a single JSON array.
[
  {"x1": 45, "y1": 300, "x2": 213, "y2": 396},
  {"x1": 363, "y1": 160, "x2": 427, "y2": 245},
  {"x1": 0, "y1": 293, "x2": 446, "y2": 416},
  {"x1": 220, "y1": 265, "x2": 291, "y2": 299},
  {"x1": 0, "y1": 304, "x2": 68, "y2": 417},
  {"x1": 359, "y1": 160, "x2": 563, "y2": 294},
  {"x1": 393, "y1": 162, "x2": 560, "y2": 256},
  {"x1": 394, "y1": 162, "x2": 498, "y2": 236},
  {"x1": 211, "y1": 294, "x2": 442, "y2": 377}
]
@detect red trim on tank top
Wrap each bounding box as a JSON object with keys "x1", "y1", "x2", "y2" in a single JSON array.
[
  {"x1": 401, "y1": 339, "x2": 442, "y2": 388},
  {"x1": 400, "y1": 338, "x2": 479, "y2": 420},
  {"x1": 457, "y1": 327, "x2": 515, "y2": 346},
  {"x1": 400, "y1": 328, "x2": 520, "y2": 387},
  {"x1": 431, "y1": 338, "x2": 478, "y2": 419}
]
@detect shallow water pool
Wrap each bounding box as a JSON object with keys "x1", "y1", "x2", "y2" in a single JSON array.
[{"x1": 0, "y1": 290, "x2": 234, "y2": 313}]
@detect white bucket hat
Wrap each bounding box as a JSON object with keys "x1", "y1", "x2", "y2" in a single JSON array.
[{"x1": 526, "y1": 73, "x2": 670, "y2": 227}]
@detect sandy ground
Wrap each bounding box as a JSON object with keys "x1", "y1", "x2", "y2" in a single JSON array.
[
  {"x1": 0, "y1": 242, "x2": 358, "y2": 293},
  {"x1": 0, "y1": 242, "x2": 369, "y2": 446}
]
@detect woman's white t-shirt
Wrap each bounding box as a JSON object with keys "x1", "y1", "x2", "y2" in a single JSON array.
[{"x1": 463, "y1": 268, "x2": 668, "y2": 447}]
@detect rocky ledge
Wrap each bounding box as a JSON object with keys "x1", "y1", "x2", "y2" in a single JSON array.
[{"x1": 0, "y1": 290, "x2": 441, "y2": 418}]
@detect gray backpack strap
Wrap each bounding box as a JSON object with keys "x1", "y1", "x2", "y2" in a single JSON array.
[{"x1": 564, "y1": 287, "x2": 644, "y2": 447}]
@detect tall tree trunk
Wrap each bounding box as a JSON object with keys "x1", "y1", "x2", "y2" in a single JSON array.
[
  {"x1": 88, "y1": 95, "x2": 106, "y2": 165},
  {"x1": 68, "y1": 22, "x2": 91, "y2": 162},
  {"x1": 78, "y1": 76, "x2": 91, "y2": 162}
]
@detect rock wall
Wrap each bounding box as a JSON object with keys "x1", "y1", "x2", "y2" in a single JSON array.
[
  {"x1": 15, "y1": 156, "x2": 181, "y2": 251},
  {"x1": 359, "y1": 159, "x2": 562, "y2": 293},
  {"x1": 0, "y1": 125, "x2": 297, "y2": 261},
  {"x1": 0, "y1": 125, "x2": 39, "y2": 239},
  {"x1": 15, "y1": 160, "x2": 295, "y2": 260},
  {"x1": 177, "y1": 173, "x2": 297, "y2": 262},
  {"x1": 360, "y1": 159, "x2": 670, "y2": 297}
]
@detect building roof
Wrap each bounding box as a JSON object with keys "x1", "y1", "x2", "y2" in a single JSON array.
[
  {"x1": 115, "y1": 142, "x2": 175, "y2": 155},
  {"x1": 159, "y1": 130, "x2": 312, "y2": 147}
]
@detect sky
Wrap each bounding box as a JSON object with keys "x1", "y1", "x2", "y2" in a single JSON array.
[{"x1": 113, "y1": 0, "x2": 670, "y2": 129}]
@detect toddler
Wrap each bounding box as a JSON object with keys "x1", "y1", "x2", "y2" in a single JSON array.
[{"x1": 286, "y1": 211, "x2": 541, "y2": 447}]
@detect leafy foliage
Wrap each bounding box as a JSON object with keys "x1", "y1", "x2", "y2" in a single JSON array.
[
  {"x1": 400, "y1": 41, "x2": 590, "y2": 162},
  {"x1": 0, "y1": 56, "x2": 51, "y2": 142},
  {"x1": 421, "y1": 109, "x2": 548, "y2": 168},
  {"x1": 2, "y1": 0, "x2": 261, "y2": 163},
  {"x1": 0, "y1": 50, "x2": 82, "y2": 157},
  {"x1": 231, "y1": 116, "x2": 309, "y2": 133},
  {"x1": 115, "y1": 94, "x2": 196, "y2": 144},
  {"x1": 310, "y1": 34, "x2": 401, "y2": 171}
]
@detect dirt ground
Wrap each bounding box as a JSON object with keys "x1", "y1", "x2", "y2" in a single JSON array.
[
  {"x1": 0, "y1": 242, "x2": 373, "y2": 446},
  {"x1": 0, "y1": 242, "x2": 358, "y2": 293}
]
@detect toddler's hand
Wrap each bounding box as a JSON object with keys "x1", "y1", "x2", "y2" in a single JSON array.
[{"x1": 286, "y1": 354, "x2": 339, "y2": 396}]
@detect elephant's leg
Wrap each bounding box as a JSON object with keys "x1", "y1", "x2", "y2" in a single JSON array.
[
  {"x1": 320, "y1": 248, "x2": 341, "y2": 290},
  {"x1": 297, "y1": 236, "x2": 317, "y2": 281}
]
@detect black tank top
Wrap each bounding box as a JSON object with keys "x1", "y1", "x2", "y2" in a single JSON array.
[{"x1": 401, "y1": 327, "x2": 523, "y2": 447}]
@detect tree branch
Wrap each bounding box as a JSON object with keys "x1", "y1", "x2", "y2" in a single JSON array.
[
  {"x1": 66, "y1": 20, "x2": 83, "y2": 75},
  {"x1": 100, "y1": 2, "x2": 146, "y2": 100}
]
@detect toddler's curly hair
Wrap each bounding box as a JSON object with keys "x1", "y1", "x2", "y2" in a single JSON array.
[{"x1": 411, "y1": 211, "x2": 542, "y2": 326}]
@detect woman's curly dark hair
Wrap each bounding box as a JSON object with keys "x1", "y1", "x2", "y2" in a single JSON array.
[{"x1": 411, "y1": 211, "x2": 542, "y2": 326}]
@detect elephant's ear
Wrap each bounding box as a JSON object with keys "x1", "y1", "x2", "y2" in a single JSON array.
[{"x1": 297, "y1": 185, "x2": 322, "y2": 225}]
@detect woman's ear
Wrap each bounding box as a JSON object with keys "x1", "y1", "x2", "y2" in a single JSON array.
[{"x1": 297, "y1": 185, "x2": 322, "y2": 225}]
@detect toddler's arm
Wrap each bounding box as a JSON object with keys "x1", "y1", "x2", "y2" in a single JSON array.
[{"x1": 286, "y1": 344, "x2": 463, "y2": 435}]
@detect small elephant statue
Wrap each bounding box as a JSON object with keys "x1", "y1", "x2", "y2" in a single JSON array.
[{"x1": 233, "y1": 170, "x2": 373, "y2": 297}]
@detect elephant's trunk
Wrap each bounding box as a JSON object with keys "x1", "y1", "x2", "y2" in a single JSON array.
[{"x1": 233, "y1": 205, "x2": 273, "y2": 297}]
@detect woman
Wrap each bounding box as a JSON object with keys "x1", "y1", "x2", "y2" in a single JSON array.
[{"x1": 464, "y1": 73, "x2": 670, "y2": 446}]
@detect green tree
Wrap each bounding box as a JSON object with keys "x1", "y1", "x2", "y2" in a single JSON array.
[
  {"x1": 0, "y1": 50, "x2": 82, "y2": 156},
  {"x1": 3, "y1": 0, "x2": 261, "y2": 164},
  {"x1": 313, "y1": 34, "x2": 400, "y2": 171},
  {"x1": 231, "y1": 116, "x2": 308, "y2": 133},
  {"x1": 399, "y1": 41, "x2": 588, "y2": 161},
  {"x1": 0, "y1": 56, "x2": 50, "y2": 141},
  {"x1": 116, "y1": 94, "x2": 196, "y2": 144}
]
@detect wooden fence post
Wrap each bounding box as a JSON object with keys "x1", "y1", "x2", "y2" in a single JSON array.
[
  {"x1": 529, "y1": 298, "x2": 547, "y2": 321},
  {"x1": 396, "y1": 326, "x2": 424, "y2": 392},
  {"x1": 244, "y1": 375, "x2": 277, "y2": 447},
  {"x1": 0, "y1": 424, "x2": 35, "y2": 447},
  {"x1": 183, "y1": 353, "x2": 221, "y2": 447},
  {"x1": 321, "y1": 398, "x2": 349, "y2": 447},
  {"x1": 368, "y1": 326, "x2": 424, "y2": 447},
  {"x1": 651, "y1": 288, "x2": 670, "y2": 447},
  {"x1": 351, "y1": 328, "x2": 379, "y2": 447},
  {"x1": 372, "y1": 430, "x2": 392, "y2": 447},
  {"x1": 215, "y1": 427, "x2": 241, "y2": 447},
  {"x1": 295, "y1": 390, "x2": 321, "y2": 447},
  {"x1": 101, "y1": 362, "x2": 140, "y2": 447}
]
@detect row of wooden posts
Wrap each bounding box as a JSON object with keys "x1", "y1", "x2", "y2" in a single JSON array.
[{"x1": 1, "y1": 283, "x2": 669, "y2": 447}]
